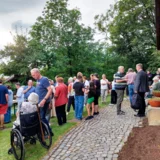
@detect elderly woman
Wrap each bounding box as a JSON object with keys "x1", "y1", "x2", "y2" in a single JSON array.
[
  {"x1": 100, "y1": 74, "x2": 110, "y2": 103},
  {"x1": 151, "y1": 76, "x2": 160, "y2": 91},
  {"x1": 67, "y1": 77, "x2": 75, "y2": 115},
  {"x1": 54, "y1": 77, "x2": 68, "y2": 126}
]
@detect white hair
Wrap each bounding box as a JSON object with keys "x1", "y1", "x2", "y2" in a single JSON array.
[
  {"x1": 118, "y1": 66, "x2": 124, "y2": 71},
  {"x1": 30, "y1": 68, "x2": 40, "y2": 73}
]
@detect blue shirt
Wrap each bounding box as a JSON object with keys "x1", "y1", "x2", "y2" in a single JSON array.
[
  {"x1": 0, "y1": 85, "x2": 8, "y2": 104},
  {"x1": 8, "y1": 89, "x2": 13, "y2": 107},
  {"x1": 35, "y1": 77, "x2": 50, "y2": 103},
  {"x1": 23, "y1": 86, "x2": 35, "y2": 100}
]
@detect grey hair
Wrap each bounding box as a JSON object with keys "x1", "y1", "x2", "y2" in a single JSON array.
[
  {"x1": 136, "y1": 63, "x2": 143, "y2": 69},
  {"x1": 30, "y1": 68, "x2": 40, "y2": 73},
  {"x1": 118, "y1": 66, "x2": 124, "y2": 71}
]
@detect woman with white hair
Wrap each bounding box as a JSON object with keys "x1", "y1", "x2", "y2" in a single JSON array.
[
  {"x1": 151, "y1": 76, "x2": 160, "y2": 91},
  {"x1": 14, "y1": 92, "x2": 39, "y2": 126},
  {"x1": 67, "y1": 77, "x2": 75, "y2": 115}
]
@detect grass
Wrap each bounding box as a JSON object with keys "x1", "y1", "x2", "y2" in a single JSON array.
[{"x1": 0, "y1": 95, "x2": 111, "y2": 160}]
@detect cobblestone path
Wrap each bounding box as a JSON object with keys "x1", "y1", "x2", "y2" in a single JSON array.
[{"x1": 45, "y1": 101, "x2": 141, "y2": 160}]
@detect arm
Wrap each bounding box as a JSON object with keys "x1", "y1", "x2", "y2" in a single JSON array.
[
  {"x1": 54, "y1": 87, "x2": 59, "y2": 98},
  {"x1": 116, "y1": 79, "x2": 127, "y2": 83},
  {"x1": 39, "y1": 86, "x2": 52, "y2": 107},
  {"x1": 134, "y1": 74, "x2": 140, "y2": 93},
  {"x1": 5, "y1": 94, "x2": 8, "y2": 103},
  {"x1": 23, "y1": 86, "x2": 31, "y2": 94}
]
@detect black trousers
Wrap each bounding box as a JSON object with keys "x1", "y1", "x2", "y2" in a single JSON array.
[
  {"x1": 111, "y1": 90, "x2": 117, "y2": 104},
  {"x1": 138, "y1": 92, "x2": 146, "y2": 115},
  {"x1": 67, "y1": 96, "x2": 75, "y2": 112},
  {"x1": 55, "y1": 104, "x2": 67, "y2": 125}
]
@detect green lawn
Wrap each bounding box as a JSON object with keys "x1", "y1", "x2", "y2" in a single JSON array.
[{"x1": 0, "y1": 96, "x2": 111, "y2": 160}]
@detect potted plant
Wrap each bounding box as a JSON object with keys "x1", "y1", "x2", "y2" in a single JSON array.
[
  {"x1": 152, "y1": 90, "x2": 160, "y2": 97},
  {"x1": 148, "y1": 97, "x2": 160, "y2": 107}
]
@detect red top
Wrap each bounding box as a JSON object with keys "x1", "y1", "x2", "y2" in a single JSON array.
[{"x1": 55, "y1": 83, "x2": 68, "y2": 107}]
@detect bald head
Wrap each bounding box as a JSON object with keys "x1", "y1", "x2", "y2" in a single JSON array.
[{"x1": 28, "y1": 80, "x2": 33, "y2": 86}]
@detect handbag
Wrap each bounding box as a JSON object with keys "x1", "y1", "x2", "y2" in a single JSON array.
[{"x1": 131, "y1": 93, "x2": 142, "y2": 110}]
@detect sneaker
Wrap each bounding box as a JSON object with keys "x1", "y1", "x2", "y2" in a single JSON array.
[
  {"x1": 121, "y1": 111, "x2": 125, "y2": 114},
  {"x1": 90, "y1": 116, "x2": 94, "y2": 119},
  {"x1": 85, "y1": 116, "x2": 91, "y2": 120},
  {"x1": 117, "y1": 111, "x2": 125, "y2": 115}
]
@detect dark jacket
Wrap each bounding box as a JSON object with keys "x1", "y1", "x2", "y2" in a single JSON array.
[{"x1": 134, "y1": 70, "x2": 149, "y2": 93}]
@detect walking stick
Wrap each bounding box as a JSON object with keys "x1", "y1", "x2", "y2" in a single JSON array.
[{"x1": 36, "y1": 104, "x2": 45, "y2": 142}]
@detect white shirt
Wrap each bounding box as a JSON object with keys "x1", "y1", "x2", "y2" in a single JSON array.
[
  {"x1": 100, "y1": 79, "x2": 108, "y2": 90},
  {"x1": 84, "y1": 80, "x2": 89, "y2": 89},
  {"x1": 16, "y1": 87, "x2": 24, "y2": 102}
]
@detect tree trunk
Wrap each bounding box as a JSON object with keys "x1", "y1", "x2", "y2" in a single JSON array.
[{"x1": 155, "y1": 0, "x2": 160, "y2": 50}]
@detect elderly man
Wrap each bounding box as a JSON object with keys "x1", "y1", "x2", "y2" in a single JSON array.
[
  {"x1": 30, "y1": 68, "x2": 53, "y2": 136},
  {"x1": 23, "y1": 80, "x2": 35, "y2": 101},
  {"x1": 114, "y1": 66, "x2": 127, "y2": 115},
  {"x1": 0, "y1": 79, "x2": 8, "y2": 130},
  {"x1": 134, "y1": 63, "x2": 149, "y2": 117}
]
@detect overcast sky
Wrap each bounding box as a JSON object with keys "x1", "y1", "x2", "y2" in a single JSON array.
[{"x1": 0, "y1": 0, "x2": 115, "y2": 49}]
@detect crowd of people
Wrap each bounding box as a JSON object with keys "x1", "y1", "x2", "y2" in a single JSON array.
[{"x1": 0, "y1": 64, "x2": 160, "y2": 132}]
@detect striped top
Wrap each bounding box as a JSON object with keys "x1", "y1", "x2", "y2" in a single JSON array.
[{"x1": 114, "y1": 72, "x2": 127, "y2": 90}]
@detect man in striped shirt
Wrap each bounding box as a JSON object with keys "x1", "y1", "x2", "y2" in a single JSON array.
[{"x1": 114, "y1": 66, "x2": 127, "y2": 115}]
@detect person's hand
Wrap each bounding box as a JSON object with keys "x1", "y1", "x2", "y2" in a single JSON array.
[
  {"x1": 14, "y1": 95, "x2": 17, "y2": 98},
  {"x1": 49, "y1": 103, "x2": 52, "y2": 109},
  {"x1": 135, "y1": 91, "x2": 137, "y2": 93},
  {"x1": 28, "y1": 86, "x2": 31, "y2": 90},
  {"x1": 39, "y1": 99, "x2": 46, "y2": 107}
]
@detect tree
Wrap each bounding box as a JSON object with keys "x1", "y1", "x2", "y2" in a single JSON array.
[
  {"x1": 30, "y1": 0, "x2": 95, "y2": 77},
  {"x1": 95, "y1": 0, "x2": 156, "y2": 69},
  {"x1": 0, "y1": 35, "x2": 31, "y2": 79}
]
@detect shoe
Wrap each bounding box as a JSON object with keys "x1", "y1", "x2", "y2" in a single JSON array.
[
  {"x1": 90, "y1": 116, "x2": 94, "y2": 119},
  {"x1": 50, "y1": 132, "x2": 54, "y2": 136},
  {"x1": 0, "y1": 126, "x2": 5, "y2": 130},
  {"x1": 94, "y1": 112, "x2": 97, "y2": 115},
  {"x1": 134, "y1": 114, "x2": 145, "y2": 117},
  {"x1": 121, "y1": 111, "x2": 125, "y2": 114},
  {"x1": 85, "y1": 116, "x2": 91, "y2": 120},
  {"x1": 117, "y1": 111, "x2": 125, "y2": 115}
]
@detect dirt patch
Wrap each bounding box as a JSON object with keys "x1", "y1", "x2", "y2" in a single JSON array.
[{"x1": 118, "y1": 118, "x2": 160, "y2": 160}]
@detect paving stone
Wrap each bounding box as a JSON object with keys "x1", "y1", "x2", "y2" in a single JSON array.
[{"x1": 44, "y1": 101, "x2": 141, "y2": 160}]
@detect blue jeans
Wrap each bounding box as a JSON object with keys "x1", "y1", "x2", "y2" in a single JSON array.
[
  {"x1": 75, "y1": 96, "x2": 84, "y2": 120},
  {"x1": 128, "y1": 84, "x2": 134, "y2": 103},
  {"x1": 4, "y1": 106, "x2": 11, "y2": 123},
  {"x1": 40, "y1": 102, "x2": 52, "y2": 133}
]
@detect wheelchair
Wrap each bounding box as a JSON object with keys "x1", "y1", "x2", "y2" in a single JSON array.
[{"x1": 8, "y1": 108, "x2": 52, "y2": 160}]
